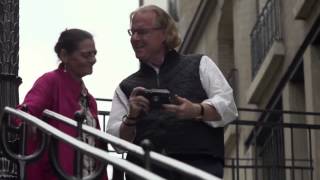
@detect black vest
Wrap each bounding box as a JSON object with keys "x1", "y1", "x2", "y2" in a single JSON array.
[{"x1": 120, "y1": 50, "x2": 224, "y2": 158}]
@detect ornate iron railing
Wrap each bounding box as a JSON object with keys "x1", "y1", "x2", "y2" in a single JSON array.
[
  {"x1": 1, "y1": 106, "x2": 220, "y2": 180},
  {"x1": 43, "y1": 109, "x2": 220, "y2": 180},
  {"x1": 250, "y1": 0, "x2": 282, "y2": 78},
  {"x1": 3, "y1": 96, "x2": 320, "y2": 180},
  {"x1": 0, "y1": 107, "x2": 167, "y2": 180}
]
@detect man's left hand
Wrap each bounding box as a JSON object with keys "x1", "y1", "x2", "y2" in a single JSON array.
[{"x1": 163, "y1": 95, "x2": 201, "y2": 119}]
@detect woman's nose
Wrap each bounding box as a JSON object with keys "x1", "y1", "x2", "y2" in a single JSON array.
[{"x1": 89, "y1": 56, "x2": 96, "y2": 65}]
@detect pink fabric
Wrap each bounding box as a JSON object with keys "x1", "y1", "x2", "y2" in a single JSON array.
[{"x1": 19, "y1": 64, "x2": 107, "y2": 180}]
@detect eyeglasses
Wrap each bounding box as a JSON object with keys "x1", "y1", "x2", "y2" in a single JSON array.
[{"x1": 127, "y1": 27, "x2": 162, "y2": 36}]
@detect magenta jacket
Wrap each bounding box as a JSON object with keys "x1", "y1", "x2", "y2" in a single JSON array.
[{"x1": 19, "y1": 64, "x2": 107, "y2": 180}]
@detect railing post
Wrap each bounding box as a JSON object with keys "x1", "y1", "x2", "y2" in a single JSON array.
[
  {"x1": 141, "y1": 139, "x2": 152, "y2": 171},
  {"x1": 74, "y1": 111, "x2": 86, "y2": 178},
  {"x1": 17, "y1": 105, "x2": 28, "y2": 180},
  {"x1": 17, "y1": 122, "x2": 27, "y2": 180},
  {"x1": 235, "y1": 118, "x2": 240, "y2": 180}
]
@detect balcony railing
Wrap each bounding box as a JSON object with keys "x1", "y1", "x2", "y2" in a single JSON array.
[
  {"x1": 2, "y1": 97, "x2": 320, "y2": 180},
  {"x1": 250, "y1": 0, "x2": 282, "y2": 78},
  {"x1": 224, "y1": 108, "x2": 320, "y2": 180},
  {"x1": 1, "y1": 107, "x2": 168, "y2": 180},
  {"x1": 1, "y1": 105, "x2": 220, "y2": 180},
  {"x1": 96, "y1": 99, "x2": 320, "y2": 180}
]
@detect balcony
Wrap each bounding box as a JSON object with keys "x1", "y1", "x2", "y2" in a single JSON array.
[
  {"x1": 248, "y1": 0, "x2": 285, "y2": 104},
  {"x1": 250, "y1": 0, "x2": 282, "y2": 78}
]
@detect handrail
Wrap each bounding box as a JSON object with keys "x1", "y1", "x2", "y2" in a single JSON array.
[
  {"x1": 1, "y1": 107, "x2": 166, "y2": 180},
  {"x1": 43, "y1": 109, "x2": 221, "y2": 180}
]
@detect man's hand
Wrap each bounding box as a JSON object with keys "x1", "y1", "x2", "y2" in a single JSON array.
[
  {"x1": 128, "y1": 87, "x2": 150, "y2": 119},
  {"x1": 163, "y1": 95, "x2": 201, "y2": 119}
]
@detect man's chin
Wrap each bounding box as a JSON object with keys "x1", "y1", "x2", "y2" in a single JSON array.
[{"x1": 135, "y1": 54, "x2": 145, "y2": 60}]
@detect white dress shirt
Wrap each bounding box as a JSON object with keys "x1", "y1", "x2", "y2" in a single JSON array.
[{"x1": 107, "y1": 55, "x2": 238, "y2": 138}]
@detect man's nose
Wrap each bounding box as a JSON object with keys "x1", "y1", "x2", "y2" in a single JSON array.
[{"x1": 131, "y1": 32, "x2": 141, "y2": 40}]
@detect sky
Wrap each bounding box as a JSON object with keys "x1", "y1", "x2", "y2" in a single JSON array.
[{"x1": 19, "y1": 0, "x2": 140, "y2": 108}]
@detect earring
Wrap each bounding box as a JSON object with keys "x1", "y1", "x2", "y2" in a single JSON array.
[{"x1": 63, "y1": 64, "x2": 67, "y2": 72}]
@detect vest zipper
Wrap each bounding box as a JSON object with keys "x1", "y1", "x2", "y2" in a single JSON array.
[
  {"x1": 156, "y1": 72, "x2": 160, "y2": 87},
  {"x1": 156, "y1": 75, "x2": 160, "y2": 87}
]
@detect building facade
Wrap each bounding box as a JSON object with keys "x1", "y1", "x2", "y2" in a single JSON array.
[
  {"x1": 0, "y1": 0, "x2": 20, "y2": 179},
  {"x1": 141, "y1": 0, "x2": 320, "y2": 179}
]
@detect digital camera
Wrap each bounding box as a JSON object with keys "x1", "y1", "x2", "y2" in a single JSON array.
[{"x1": 143, "y1": 89, "x2": 172, "y2": 108}]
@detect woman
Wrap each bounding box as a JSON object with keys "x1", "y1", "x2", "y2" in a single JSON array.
[{"x1": 19, "y1": 28, "x2": 107, "y2": 180}]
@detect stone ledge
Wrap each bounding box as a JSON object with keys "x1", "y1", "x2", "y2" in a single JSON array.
[
  {"x1": 293, "y1": 0, "x2": 317, "y2": 20},
  {"x1": 247, "y1": 41, "x2": 285, "y2": 104}
]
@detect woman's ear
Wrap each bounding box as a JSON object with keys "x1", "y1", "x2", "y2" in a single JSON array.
[{"x1": 60, "y1": 49, "x2": 68, "y2": 64}]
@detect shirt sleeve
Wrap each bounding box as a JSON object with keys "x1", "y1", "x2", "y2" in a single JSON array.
[
  {"x1": 199, "y1": 55, "x2": 238, "y2": 127},
  {"x1": 20, "y1": 74, "x2": 53, "y2": 118},
  {"x1": 106, "y1": 86, "x2": 129, "y2": 138}
]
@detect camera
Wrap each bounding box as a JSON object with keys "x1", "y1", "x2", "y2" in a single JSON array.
[{"x1": 142, "y1": 89, "x2": 172, "y2": 108}]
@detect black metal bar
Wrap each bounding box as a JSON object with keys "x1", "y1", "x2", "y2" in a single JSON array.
[
  {"x1": 102, "y1": 115, "x2": 106, "y2": 132},
  {"x1": 18, "y1": 122, "x2": 26, "y2": 180},
  {"x1": 291, "y1": 127, "x2": 295, "y2": 180},
  {"x1": 49, "y1": 135, "x2": 106, "y2": 180},
  {"x1": 231, "y1": 159, "x2": 235, "y2": 180},
  {"x1": 238, "y1": 108, "x2": 320, "y2": 116},
  {"x1": 233, "y1": 119, "x2": 320, "y2": 130},
  {"x1": 235, "y1": 119, "x2": 240, "y2": 180},
  {"x1": 95, "y1": 98, "x2": 111, "y2": 132},
  {"x1": 18, "y1": 105, "x2": 28, "y2": 180},
  {"x1": 95, "y1": 98, "x2": 112, "y2": 102},
  {"x1": 254, "y1": 127, "x2": 258, "y2": 180},
  {"x1": 271, "y1": 128, "x2": 275, "y2": 179},
  {"x1": 49, "y1": 137, "x2": 73, "y2": 180},
  {"x1": 308, "y1": 128, "x2": 313, "y2": 180},
  {"x1": 225, "y1": 163, "x2": 313, "y2": 169},
  {"x1": 1, "y1": 113, "x2": 48, "y2": 180}
]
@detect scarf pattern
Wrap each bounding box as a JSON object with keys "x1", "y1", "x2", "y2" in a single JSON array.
[{"x1": 79, "y1": 81, "x2": 97, "y2": 176}]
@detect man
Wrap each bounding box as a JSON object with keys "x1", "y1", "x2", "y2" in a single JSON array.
[{"x1": 107, "y1": 5, "x2": 238, "y2": 179}]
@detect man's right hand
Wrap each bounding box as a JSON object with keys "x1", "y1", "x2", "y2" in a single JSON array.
[{"x1": 128, "y1": 87, "x2": 150, "y2": 120}]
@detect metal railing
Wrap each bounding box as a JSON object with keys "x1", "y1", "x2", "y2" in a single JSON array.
[
  {"x1": 43, "y1": 109, "x2": 221, "y2": 180},
  {"x1": 224, "y1": 108, "x2": 320, "y2": 180},
  {"x1": 250, "y1": 0, "x2": 282, "y2": 78},
  {"x1": 96, "y1": 99, "x2": 320, "y2": 180},
  {"x1": 0, "y1": 107, "x2": 166, "y2": 180},
  {"x1": 4, "y1": 96, "x2": 320, "y2": 180}
]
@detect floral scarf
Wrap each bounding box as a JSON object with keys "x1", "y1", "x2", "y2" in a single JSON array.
[{"x1": 79, "y1": 81, "x2": 97, "y2": 176}]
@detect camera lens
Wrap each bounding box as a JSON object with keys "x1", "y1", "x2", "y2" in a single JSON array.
[{"x1": 152, "y1": 95, "x2": 160, "y2": 103}]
